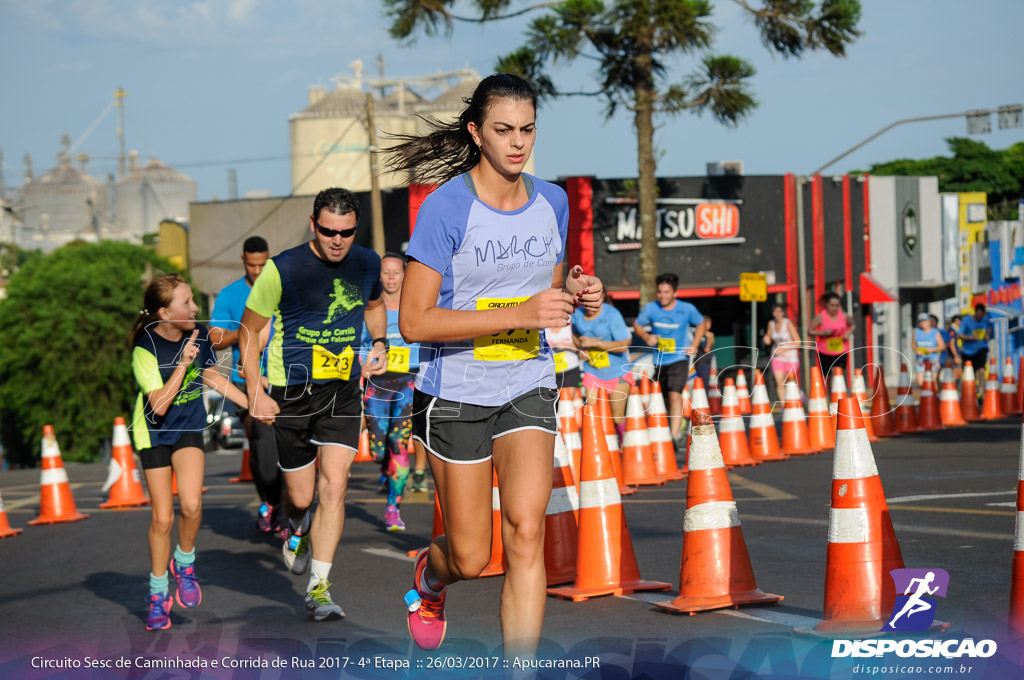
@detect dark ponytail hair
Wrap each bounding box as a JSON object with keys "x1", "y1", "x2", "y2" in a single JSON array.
[
  {"x1": 383, "y1": 73, "x2": 538, "y2": 186},
  {"x1": 129, "y1": 274, "x2": 188, "y2": 347},
  {"x1": 818, "y1": 291, "x2": 841, "y2": 308}
]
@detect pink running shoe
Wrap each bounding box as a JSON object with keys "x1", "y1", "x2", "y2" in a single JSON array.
[{"x1": 404, "y1": 549, "x2": 447, "y2": 650}]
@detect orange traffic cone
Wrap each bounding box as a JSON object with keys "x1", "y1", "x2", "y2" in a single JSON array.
[
  {"x1": 547, "y1": 403, "x2": 671, "y2": 601},
  {"x1": 868, "y1": 364, "x2": 898, "y2": 438},
  {"x1": 707, "y1": 369, "x2": 723, "y2": 416},
  {"x1": 718, "y1": 379, "x2": 757, "y2": 467},
  {"x1": 479, "y1": 468, "x2": 506, "y2": 577},
  {"x1": 1001, "y1": 357, "x2": 1022, "y2": 416},
  {"x1": 545, "y1": 433, "x2": 579, "y2": 586},
  {"x1": 100, "y1": 417, "x2": 150, "y2": 508},
  {"x1": 648, "y1": 381, "x2": 685, "y2": 481},
  {"x1": 780, "y1": 380, "x2": 817, "y2": 456},
  {"x1": 230, "y1": 437, "x2": 254, "y2": 482},
  {"x1": 894, "y1": 364, "x2": 922, "y2": 434},
  {"x1": 354, "y1": 428, "x2": 373, "y2": 462},
  {"x1": 640, "y1": 374, "x2": 652, "y2": 409},
  {"x1": 573, "y1": 387, "x2": 585, "y2": 430},
  {"x1": 0, "y1": 489, "x2": 23, "y2": 538},
  {"x1": 1011, "y1": 413, "x2": 1024, "y2": 632},
  {"x1": 748, "y1": 371, "x2": 786, "y2": 463},
  {"x1": 796, "y1": 397, "x2": 905, "y2": 637},
  {"x1": 851, "y1": 369, "x2": 880, "y2": 443},
  {"x1": 656, "y1": 409, "x2": 783, "y2": 614},
  {"x1": 558, "y1": 392, "x2": 583, "y2": 490},
  {"x1": 28, "y1": 425, "x2": 89, "y2": 525},
  {"x1": 621, "y1": 385, "x2": 664, "y2": 486},
  {"x1": 596, "y1": 389, "x2": 634, "y2": 496},
  {"x1": 681, "y1": 382, "x2": 692, "y2": 421},
  {"x1": 938, "y1": 367, "x2": 967, "y2": 427},
  {"x1": 960, "y1": 361, "x2": 982, "y2": 422},
  {"x1": 828, "y1": 367, "x2": 848, "y2": 433},
  {"x1": 917, "y1": 363, "x2": 943, "y2": 431},
  {"x1": 981, "y1": 358, "x2": 1004, "y2": 421},
  {"x1": 807, "y1": 365, "x2": 835, "y2": 451},
  {"x1": 735, "y1": 369, "x2": 752, "y2": 415}
]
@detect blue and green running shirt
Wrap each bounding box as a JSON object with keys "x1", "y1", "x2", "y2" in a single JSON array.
[
  {"x1": 131, "y1": 323, "x2": 218, "y2": 451},
  {"x1": 246, "y1": 241, "x2": 382, "y2": 387}
]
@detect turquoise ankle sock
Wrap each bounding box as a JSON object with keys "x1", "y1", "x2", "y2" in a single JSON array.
[
  {"x1": 174, "y1": 545, "x2": 195, "y2": 566},
  {"x1": 149, "y1": 572, "x2": 169, "y2": 596}
]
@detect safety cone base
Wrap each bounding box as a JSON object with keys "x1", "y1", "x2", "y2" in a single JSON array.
[
  {"x1": 655, "y1": 589, "x2": 783, "y2": 615},
  {"x1": 795, "y1": 618, "x2": 950, "y2": 639},
  {"x1": 28, "y1": 511, "x2": 89, "y2": 525},
  {"x1": 626, "y1": 477, "x2": 667, "y2": 487},
  {"x1": 99, "y1": 497, "x2": 150, "y2": 509},
  {"x1": 0, "y1": 526, "x2": 23, "y2": 538},
  {"x1": 548, "y1": 578, "x2": 671, "y2": 602},
  {"x1": 660, "y1": 470, "x2": 687, "y2": 481}
]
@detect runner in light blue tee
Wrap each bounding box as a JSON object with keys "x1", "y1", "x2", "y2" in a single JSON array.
[{"x1": 634, "y1": 297, "x2": 705, "y2": 367}]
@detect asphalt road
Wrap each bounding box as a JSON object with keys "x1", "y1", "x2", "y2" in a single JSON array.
[{"x1": 2, "y1": 415, "x2": 1024, "y2": 679}]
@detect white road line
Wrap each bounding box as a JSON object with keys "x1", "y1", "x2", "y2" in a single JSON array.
[
  {"x1": 617, "y1": 591, "x2": 676, "y2": 605},
  {"x1": 987, "y1": 502, "x2": 1018, "y2": 507},
  {"x1": 886, "y1": 491, "x2": 1016, "y2": 504},
  {"x1": 716, "y1": 607, "x2": 821, "y2": 629},
  {"x1": 362, "y1": 547, "x2": 417, "y2": 562}
]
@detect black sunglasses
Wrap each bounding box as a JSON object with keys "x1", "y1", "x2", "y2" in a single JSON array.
[{"x1": 314, "y1": 220, "x2": 357, "y2": 239}]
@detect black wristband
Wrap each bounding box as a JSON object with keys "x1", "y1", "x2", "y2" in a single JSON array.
[{"x1": 372, "y1": 337, "x2": 390, "y2": 352}]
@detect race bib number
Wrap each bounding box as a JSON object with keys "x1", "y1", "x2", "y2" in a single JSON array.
[
  {"x1": 387, "y1": 346, "x2": 411, "y2": 374},
  {"x1": 826, "y1": 337, "x2": 845, "y2": 353},
  {"x1": 312, "y1": 345, "x2": 354, "y2": 381},
  {"x1": 973, "y1": 329, "x2": 986, "y2": 340},
  {"x1": 588, "y1": 350, "x2": 610, "y2": 369},
  {"x1": 554, "y1": 351, "x2": 570, "y2": 374},
  {"x1": 474, "y1": 297, "x2": 540, "y2": 361},
  {"x1": 916, "y1": 346, "x2": 931, "y2": 356},
  {"x1": 657, "y1": 337, "x2": 676, "y2": 353}
]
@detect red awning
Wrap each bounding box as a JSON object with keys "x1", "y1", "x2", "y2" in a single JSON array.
[{"x1": 860, "y1": 273, "x2": 897, "y2": 304}]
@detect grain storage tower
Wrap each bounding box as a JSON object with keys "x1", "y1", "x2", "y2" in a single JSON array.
[
  {"x1": 20, "y1": 147, "x2": 111, "y2": 252},
  {"x1": 116, "y1": 155, "x2": 197, "y2": 237}
]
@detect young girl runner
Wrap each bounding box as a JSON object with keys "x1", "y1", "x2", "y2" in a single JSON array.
[
  {"x1": 130, "y1": 274, "x2": 248, "y2": 630},
  {"x1": 386, "y1": 73, "x2": 603, "y2": 656}
]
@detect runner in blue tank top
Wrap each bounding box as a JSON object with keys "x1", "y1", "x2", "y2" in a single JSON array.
[
  {"x1": 384, "y1": 73, "x2": 604, "y2": 656},
  {"x1": 911, "y1": 312, "x2": 946, "y2": 386}
]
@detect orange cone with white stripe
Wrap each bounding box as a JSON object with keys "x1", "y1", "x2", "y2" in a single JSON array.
[
  {"x1": 640, "y1": 374, "x2": 652, "y2": 409},
  {"x1": 621, "y1": 385, "x2": 664, "y2": 486},
  {"x1": 596, "y1": 389, "x2": 635, "y2": 496},
  {"x1": 829, "y1": 367, "x2": 848, "y2": 433},
  {"x1": 868, "y1": 364, "x2": 899, "y2": 438},
  {"x1": 545, "y1": 433, "x2": 579, "y2": 586},
  {"x1": 851, "y1": 369, "x2": 880, "y2": 443},
  {"x1": 748, "y1": 371, "x2": 786, "y2": 463},
  {"x1": 479, "y1": 468, "x2": 506, "y2": 577},
  {"x1": 917, "y1": 363, "x2": 943, "y2": 431},
  {"x1": 1002, "y1": 357, "x2": 1021, "y2": 416},
  {"x1": 28, "y1": 425, "x2": 89, "y2": 525},
  {"x1": 230, "y1": 437, "x2": 254, "y2": 482},
  {"x1": 735, "y1": 370, "x2": 752, "y2": 415},
  {"x1": 807, "y1": 365, "x2": 835, "y2": 451},
  {"x1": 558, "y1": 388, "x2": 583, "y2": 487},
  {"x1": 780, "y1": 380, "x2": 817, "y2": 456},
  {"x1": 655, "y1": 409, "x2": 783, "y2": 614},
  {"x1": 548, "y1": 402, "x2": 671, "y2": 601},
  {"x1": 649, "y1": 381, "x2": 685, "y2": 481},
  {"x1": 981, "y1": 358, "x2": 1004, "y2": 420},
  {"x1": 573, "y1": 387, "x2": 585, "y2": 430},
  {"x1": 0, "y1": 489, "x2": 22, "y2": 538},
  {"x1": 718, "y1": 379, "x2": 757, "y2": 467},
  {"x1": 894, "y1": 364, "x2": 922, "y2": 433},
  {"x1": 100, "y1": 417, "x2": 150, "y2": 508},
  {"x1": 939, "y1": 367, "x2": 968, "y2": 427},
  {"x1": 960, "y1": 360, "x2": 982, "y2": 422},
  {"x1": 681, "y1": 382, "x2": 692, "y2": 421},
  {"x1": 707, "y1": 369, "x2": 723, "y2": 416},
  {"x1": 796, "y1": 397, "x2": 905, "y2": 636}
]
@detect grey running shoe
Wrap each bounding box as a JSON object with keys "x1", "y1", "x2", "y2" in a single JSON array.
[
  {"x1": 282, "y1": 528, "x2": 311, "y2": 575},
  {"x1": 410, "y1": 469, "x2": 427, "y2": 492},
  {"x1": 306, "y1": 579, "x2": 345, "y2": 621}
]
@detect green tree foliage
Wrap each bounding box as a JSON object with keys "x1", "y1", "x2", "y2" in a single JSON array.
[
  {"x1": 0, "y1": 241, "x2": 182, "y2": 466},
  {"x1": 865, "y1": 138, "x2": 1024, "y2": 220},
  {"x1": 383, "y1": 0, "x2": 862, "y2": 301}
]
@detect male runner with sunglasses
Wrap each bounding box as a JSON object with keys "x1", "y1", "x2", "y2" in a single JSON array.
[{"x1": 239, "y1": 188, "x2": 388, "y2": 621}]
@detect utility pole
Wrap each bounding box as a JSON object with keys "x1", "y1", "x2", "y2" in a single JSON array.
[
  {"x1": 366, "y1": 92, "x2": 386, "y2": 257},
  {"x1": 114, "y1": 87, "x2": 128, "y2": 179}
]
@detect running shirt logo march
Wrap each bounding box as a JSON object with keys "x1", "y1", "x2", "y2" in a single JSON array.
[
  {"x1": 882, "y1": 568, "x2": 949, "y2": 632},
  {"x1": 473, "y1": 297, "x2": 540, "y2": 361},
  {"x1": 324, "y1": 278, "x2": 364, "y2": 324}
]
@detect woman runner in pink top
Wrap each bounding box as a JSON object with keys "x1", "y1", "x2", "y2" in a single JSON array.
[{"x1": 808, "y1": 292, "x2": 855, "y2": 388}]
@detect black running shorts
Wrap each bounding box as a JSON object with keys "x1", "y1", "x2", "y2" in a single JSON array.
[
  {"x1": 412, "y1": 387, "x2": 558, "y2": 464},
  {"x1": 269, "y1": 380, "x2": 362, "y2": 472},
  {"x1": 657, "y1": 359, "x2": 691, "y2": 395},
  {"x1": 139, "y1": 432, "x2": 205, "y2": 470}
]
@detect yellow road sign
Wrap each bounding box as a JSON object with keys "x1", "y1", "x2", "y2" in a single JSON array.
[{"x1": 739, "y1": 272, "x2": 767, "y2": 302}]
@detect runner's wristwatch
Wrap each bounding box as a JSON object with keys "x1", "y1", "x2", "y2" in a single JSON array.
[{"x1": 371, "y1": 337, "x2": 390, "y2": 352}]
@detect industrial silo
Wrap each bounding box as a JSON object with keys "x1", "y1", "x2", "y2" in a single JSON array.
[
  {"x1": 21, "y1": 158, "x2": 109, "y2": 252},
  {"x1": 115, "y1": 157, "x2": 197, "y2": 239}
]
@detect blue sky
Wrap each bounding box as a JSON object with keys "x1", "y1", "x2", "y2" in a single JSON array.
[{"x1": 1, "y1": 0, "x2": 1022, "y2": 201}]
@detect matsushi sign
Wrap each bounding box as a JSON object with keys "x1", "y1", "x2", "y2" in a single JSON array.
[{"x1": 605, "y1": 197, "x2": 742, "y2": 251}]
